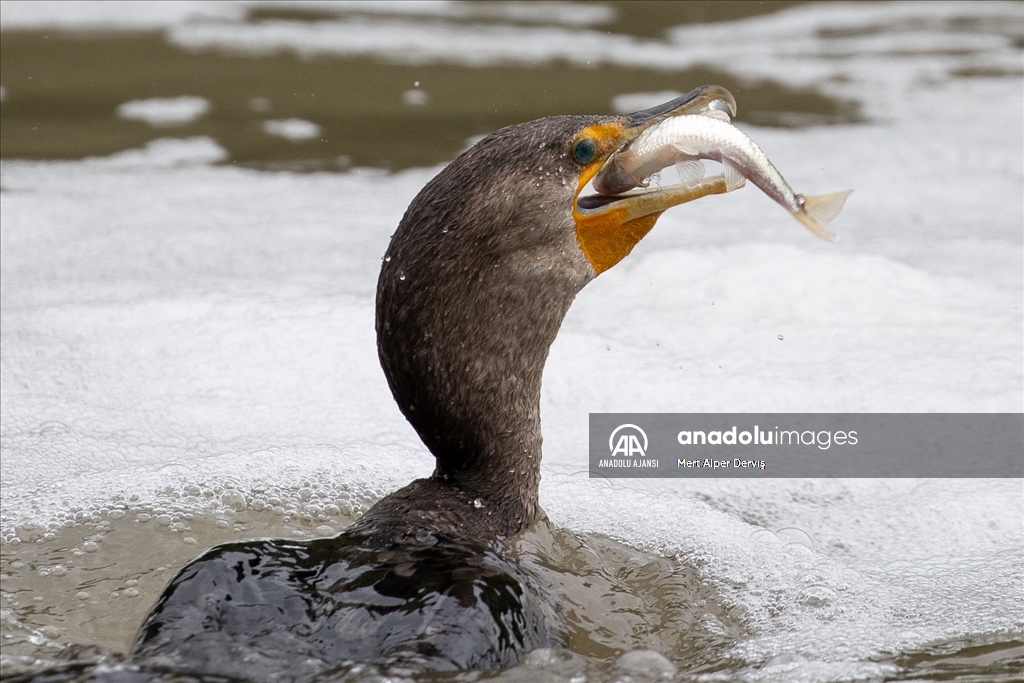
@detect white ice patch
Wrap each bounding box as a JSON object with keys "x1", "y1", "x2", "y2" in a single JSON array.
[
  {"x1": 116, "y1": 96, "x2": 211, "y2": 126},
  {"x1": 262, "y1": 118, "x2": 322, "y2": 141}
]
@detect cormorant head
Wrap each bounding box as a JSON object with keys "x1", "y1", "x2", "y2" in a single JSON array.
[
  {"x1": 384, "y1": 84, "x2": 736, "y2": 287},
  {"x1": 406, "y1": 84, "x2": 736, "y2": 279},
  {"x1": 375, "y1": 86, "x2": 736, "y2": 516}
]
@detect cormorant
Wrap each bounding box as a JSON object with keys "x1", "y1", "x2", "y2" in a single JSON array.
[{"x1": 75, "y1": 86, "x2": 737, "y2": 681}]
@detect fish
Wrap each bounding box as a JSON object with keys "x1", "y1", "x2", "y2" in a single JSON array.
[{"x1": 594, "y1": 111, "x2": 852, "y2": 241}]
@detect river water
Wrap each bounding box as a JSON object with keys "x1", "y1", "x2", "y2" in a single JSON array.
[{"x1": 1, "y1": 2, "x2": 1022, "y2": 681}]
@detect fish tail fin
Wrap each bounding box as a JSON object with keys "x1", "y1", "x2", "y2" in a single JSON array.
[{"x1": 794, "y1": 190, "x2": 852, "y2": 242}]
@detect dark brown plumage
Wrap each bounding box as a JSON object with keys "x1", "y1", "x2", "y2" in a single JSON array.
[
  {"x1": 373, "y1": 116, "x2": 602, "y2": 541},
  {"x1": 368, "y1": 86, "x2": 735, "y2": 543},
  {"x1": 119, "y1": 86, "x2": 736, "y2": 678}
]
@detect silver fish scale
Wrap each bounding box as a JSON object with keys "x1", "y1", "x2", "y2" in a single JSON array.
[{"x1": 630, "y1": 114, "x2": 800, "y2": 212}]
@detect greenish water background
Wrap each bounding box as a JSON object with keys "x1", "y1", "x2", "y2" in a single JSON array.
[{"x1": 0, "y1": 1, "x2": 857, "y2": 170}]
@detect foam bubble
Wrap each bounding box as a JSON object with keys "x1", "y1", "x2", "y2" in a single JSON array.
[
  {"x1": 116, "y1": 96, "x2": 210, "y2": 126},
  {"x1": 262, "y1": 118, "x2": 322, "y2": 141},
  {"x1": 90, "y1": 136, "x2": 228, "y2": 167}
]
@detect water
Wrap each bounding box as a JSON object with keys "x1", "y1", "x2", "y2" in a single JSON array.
[{"x1": 1, "y1": 1, "x2": 1022, "y2": 681}]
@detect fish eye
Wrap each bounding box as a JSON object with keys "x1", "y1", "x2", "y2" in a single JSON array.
[{"x1": 572, "y1": 138, "x2": 596, "y2": 164}]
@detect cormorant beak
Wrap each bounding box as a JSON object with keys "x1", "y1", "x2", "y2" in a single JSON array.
[
  {"x1": 571, "y1": 85, "x2": 737, "y2": 274},
  {"x1": 621, "y1": 83, "x2": 736, "y2": 138}
]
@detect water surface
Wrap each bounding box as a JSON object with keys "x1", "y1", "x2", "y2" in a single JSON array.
[{"x1": 1, "y1": 2, "x2": 1022, "y2": 681}]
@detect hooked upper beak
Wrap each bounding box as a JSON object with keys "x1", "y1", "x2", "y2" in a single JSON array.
[{"x1": 622, "y1": 84, "x2": 736, "y2": 141}]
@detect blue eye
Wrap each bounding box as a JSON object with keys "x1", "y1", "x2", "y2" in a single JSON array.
[{"x1": 573, "y1": 138, "x2": 596, "y2": 164}]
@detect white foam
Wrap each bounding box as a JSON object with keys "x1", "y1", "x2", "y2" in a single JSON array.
[
  {"x1": 541, "y1": 475, "x2": 1021, "y2": 680},
  {"x1": 150, "y1": 1, "x2": 1021, "y2": 85},
  {"x1": 1, "y1": 2, "x2": 1021, "y2": 679},
  {"x1": 88, "y1": 136, "x2": 228, "y2": 166},
  {"x1": 262, "y1": 118, "x2": 322, "y2": 141},
  {"x1": 0, "y1": 0, "x2": 614, "y2": 33},
  {"x1": 0, "y1": 0, "x2": 245, "y2": 31},
  {"x1": 116, "y1": 96, "x2": 210, "y2": 127},
  {"x1": 1, "y1": 158, "x2": 435, "y2": 530}
]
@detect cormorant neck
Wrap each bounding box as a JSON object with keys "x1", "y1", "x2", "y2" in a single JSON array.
[
  {"x1": 376, "y1": 247, "x2": 587, "y2": 534},
  {"x1": 375, "y1": 148, "x2": 594, "y2": 537}
]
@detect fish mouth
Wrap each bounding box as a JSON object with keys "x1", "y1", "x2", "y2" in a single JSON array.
[{"x1": 572, "y1": 84, "x2": 737, "y2": 221}]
